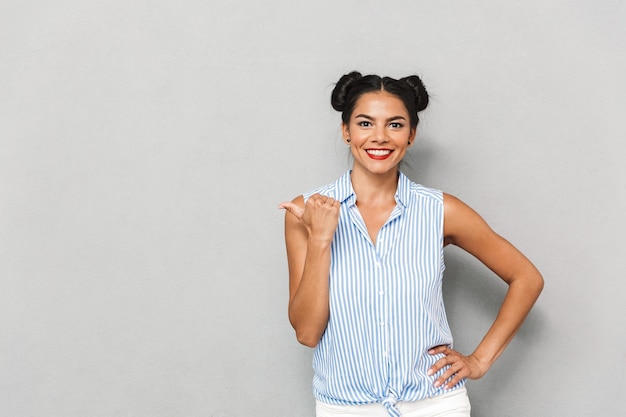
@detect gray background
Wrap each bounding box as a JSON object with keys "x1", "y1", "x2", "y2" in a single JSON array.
[{"x1": 2, "y1": 1, "x2": 625, "y2": 416}]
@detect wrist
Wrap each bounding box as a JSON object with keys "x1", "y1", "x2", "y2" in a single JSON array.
[
  {"x1": 469, "y1": 352, "x2": 494, "y2": 376},
  {"x1": 307, "y1": 235, "x2": 333, "y2": 247}
]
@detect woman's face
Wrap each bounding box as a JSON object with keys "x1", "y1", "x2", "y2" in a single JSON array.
[{"x1": 342, "y1": 91, "x2": 416, "y2": 177}]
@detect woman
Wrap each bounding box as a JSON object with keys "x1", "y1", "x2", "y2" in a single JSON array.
[{"x1": 279, "y1": 71, "x2": 543, "y2": 417}]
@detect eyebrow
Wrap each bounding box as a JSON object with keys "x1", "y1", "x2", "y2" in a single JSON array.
[{"x1": 354, "y1": 114, "x2": 407, "y2": 122}]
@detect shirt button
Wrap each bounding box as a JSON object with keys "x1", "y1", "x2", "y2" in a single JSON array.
[
  {"x1": 380, "y1": 321, "x2": 385, "y2": 327},
  {"x1": 379, "y1": 291, "x2": 384, "y2": 296},
  {"x1": 375, "y1": 261, "x2": 381, "y2": 268}
]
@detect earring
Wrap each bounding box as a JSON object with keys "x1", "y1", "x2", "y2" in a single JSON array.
[{"x1": 345, "y1": 138, "x2": 351, "y2": 143}]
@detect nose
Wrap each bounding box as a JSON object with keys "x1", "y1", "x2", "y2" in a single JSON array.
[{"x1": 373, "y1": 125, "x2": 388, "y2": 143}]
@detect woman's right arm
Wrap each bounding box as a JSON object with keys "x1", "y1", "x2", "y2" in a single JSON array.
[{"x1": 280, "y1": 194, "x2": 340, "y2": 347}]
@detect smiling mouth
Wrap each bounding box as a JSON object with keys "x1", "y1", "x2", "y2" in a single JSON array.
[{"x1": 366, "y1": 149, "x2": 393, "y2": 159}]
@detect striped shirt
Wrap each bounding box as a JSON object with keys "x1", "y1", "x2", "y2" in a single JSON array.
[{"x1": 303, "y1": 170, "x2": 465, "y2": 417}]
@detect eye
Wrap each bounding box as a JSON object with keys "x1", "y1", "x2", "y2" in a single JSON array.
[
  {"x1": 357, "y1": 121, "x2": 372, "y2": 127},
  {"x1": 389, "y1": 122, "x2": 404, "y2": 129}
]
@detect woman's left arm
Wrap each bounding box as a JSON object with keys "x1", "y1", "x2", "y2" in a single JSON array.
[{"x1": 428, "y1": 193, "x2": 544, "y2": 390}]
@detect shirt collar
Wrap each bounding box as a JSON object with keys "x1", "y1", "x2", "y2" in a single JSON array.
[
  {"x1": 395, "y1": 171, "x2": 412, "y2": 208},
  {"x1": 335, "y1": 170, "x2": 356, "y2": 205},
  {"x1": 335, "y1": 170, "x2": 412, "y2": 208}
]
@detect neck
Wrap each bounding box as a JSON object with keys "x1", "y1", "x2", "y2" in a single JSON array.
[{"x1": 350, "y1": 166, "x2": 399, "y2": 206}]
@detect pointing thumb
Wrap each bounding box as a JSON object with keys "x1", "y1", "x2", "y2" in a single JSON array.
[{"x1": 278, "y1": 202, "x2": 304, "y2": 220}]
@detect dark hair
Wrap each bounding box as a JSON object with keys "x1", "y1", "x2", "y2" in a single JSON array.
[{"x1": 331, "y1": 71, "x2": 429, "y2": 129}]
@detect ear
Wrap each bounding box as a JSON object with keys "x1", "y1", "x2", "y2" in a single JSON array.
[
  {"x1": 408, "y1": 128, "x2": 417, "y2": 146},
  {"x1": 341, "y1": 123, "x2": 350, "y2": 142}
]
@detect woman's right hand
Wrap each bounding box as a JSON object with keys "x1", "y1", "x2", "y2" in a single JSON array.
[
  {"x1": 279, "y1": 193, "x2": 340, "y2": 243},
  {"x1": 280, "y1": 194, "x2": 340, "y2": 347}
]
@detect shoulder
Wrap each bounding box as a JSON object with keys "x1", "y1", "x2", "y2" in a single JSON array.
[
  {"x1": 443, "y1": 193, "x2": 465, "y2": 214},
  {"x1": 443, "y1": 193, "x2": 484, "y2": 220},
  {"x1": 304, "y1": 183, "x2": 336, "y2": 201},
  {"x1": 411, "y1": 183, "x2": 443, "y2": 201},
  {"x1": 288, "y1": 195, "x2": 305, "y2": 209},
  {"x1": 443, "y1": 193, "x2": 493, "y2": 245},
  {"x1": 400, "y1": 173, "x2": 443, "y2": 205}
]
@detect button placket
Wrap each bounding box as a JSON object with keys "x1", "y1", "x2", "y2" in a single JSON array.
[{"x1": 375, "y1": 254, "x2": 391, "y2": 375}]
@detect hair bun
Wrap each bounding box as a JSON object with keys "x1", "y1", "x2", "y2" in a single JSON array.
[
  {"x1": 331, "y1": 71, "x2": 363, "y2": 112},
  {"x1": 400, "y1": 75, "x2": 429, "y2": 112}
]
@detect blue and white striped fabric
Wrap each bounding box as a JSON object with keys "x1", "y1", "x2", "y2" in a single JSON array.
[{"x1": 303, "y1": 170, "x2": 465, "y2": 417}]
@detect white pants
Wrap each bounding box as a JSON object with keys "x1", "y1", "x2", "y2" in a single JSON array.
[{"x1": 316, "y1": 388, "x2": 471, "y2": 417}]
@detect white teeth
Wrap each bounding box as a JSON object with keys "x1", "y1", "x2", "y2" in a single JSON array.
[{"x1": 367, "y1": 149, "x2": 391, "y2": 156}]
